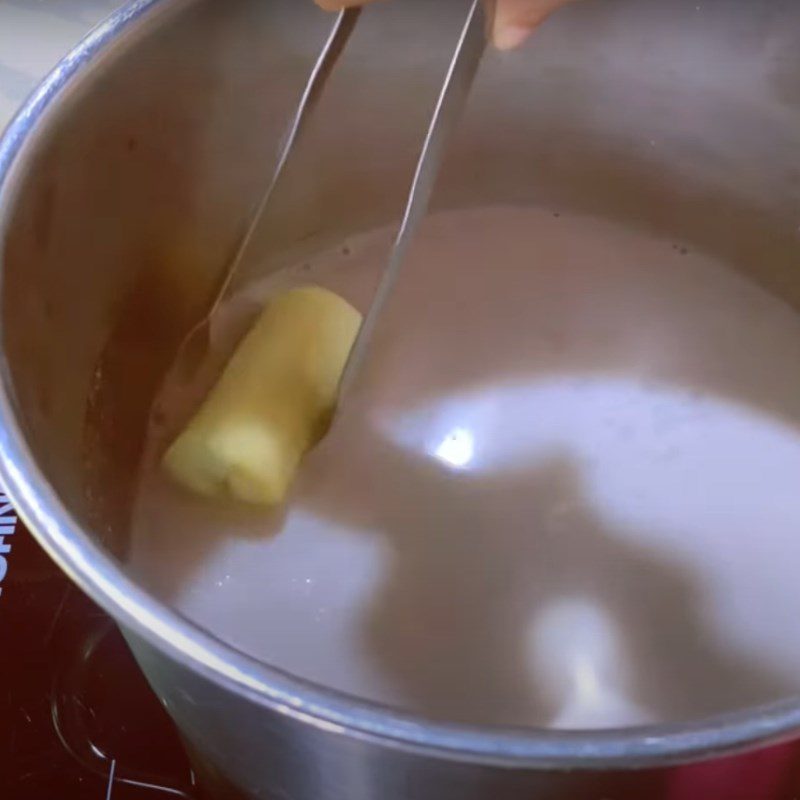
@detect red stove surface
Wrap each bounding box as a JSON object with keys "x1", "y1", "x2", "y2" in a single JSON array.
[{"x1": 3, "y1": 496, "x2": 800, "y2": 800}]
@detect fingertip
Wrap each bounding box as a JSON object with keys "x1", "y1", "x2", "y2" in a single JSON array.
[
  {"x1": 490, "y1": 0, "x2": 571, "y2": 50},
  {"x1": 315, "y1": 0, "x2": 371, "y2": 8},
  {"x1": 492, "y1": 23, "x2": 533, "y2": 50}
]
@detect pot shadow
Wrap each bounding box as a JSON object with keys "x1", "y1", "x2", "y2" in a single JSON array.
[
  {"x1": 129, "y1": 352, "x2": 800, "y2": 726},
  {"x1": 126, "y1": 206, "x2": 800, "y2": 726},
  {"x1": 285, "y1": 404, "x2": 797, "y2": 727}
]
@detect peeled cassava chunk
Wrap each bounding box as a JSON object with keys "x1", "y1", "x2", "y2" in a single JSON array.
[{"x1": 163, "y1": 286, "x2": 362, "y2": 506}]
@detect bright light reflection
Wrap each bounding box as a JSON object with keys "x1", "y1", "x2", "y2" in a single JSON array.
[
  {"x1": 573, "y1": 655, "x2": 602, "y2": 705},
  {"x1": 434, "y1": 428, "x2": 474, "y2": 469},
  {"x1": 527, "y1": 599, "x2": 651, "y2": 729}
]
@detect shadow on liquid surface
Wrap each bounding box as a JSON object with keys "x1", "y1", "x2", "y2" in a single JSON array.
[{"x1": 128, "y1": 207, "x2": 800, "y2": 729}]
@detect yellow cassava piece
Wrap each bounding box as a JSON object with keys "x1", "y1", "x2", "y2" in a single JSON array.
[{"x1": 163, "y1": 286, "x2": 362, "y2": 506}]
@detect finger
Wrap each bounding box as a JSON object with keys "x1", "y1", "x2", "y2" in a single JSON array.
[
  {"x1": 314, "y1": 0, "x2": 375, "y2": 9},
  {"x1": 492, "y1": 0, "x2": 574, "y2": 49},
  {"x1": 315, "y1": 0, "x2": 573, "y2": 51}
]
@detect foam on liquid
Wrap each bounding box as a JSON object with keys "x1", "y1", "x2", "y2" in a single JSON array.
[{"x1": 130, "y1": 207, "x2": 800, "y2": 729}]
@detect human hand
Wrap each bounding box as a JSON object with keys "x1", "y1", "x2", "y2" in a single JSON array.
[{"x1": 314, "y1": 0, "x2": 576, "y2": 50}]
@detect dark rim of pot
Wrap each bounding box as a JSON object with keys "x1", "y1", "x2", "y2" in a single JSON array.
[{"x1": 1, "y1": 0, "x2": 800, "y2": 771}]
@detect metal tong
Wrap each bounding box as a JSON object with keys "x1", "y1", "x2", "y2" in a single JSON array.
[{"x1": 172, "y1": 0, "x2": 487, "y2": 402}]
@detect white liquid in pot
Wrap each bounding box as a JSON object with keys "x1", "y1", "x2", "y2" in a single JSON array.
[{"x1": 130, "y1": 207, "x2": 800, "y2": 729}]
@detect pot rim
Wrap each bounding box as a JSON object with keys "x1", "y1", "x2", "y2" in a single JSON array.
[{"x1": 2, "y1": 0, "x2": 800, "y2": 771}]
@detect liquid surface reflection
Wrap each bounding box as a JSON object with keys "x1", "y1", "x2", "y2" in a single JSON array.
[{"x1": 131, "y1": 207, "x2": 800, "y2": 728}]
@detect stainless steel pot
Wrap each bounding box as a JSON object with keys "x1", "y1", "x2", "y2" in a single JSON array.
[{"x1": 2, "y1": 0, "x2": 800, "y2": 797}]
